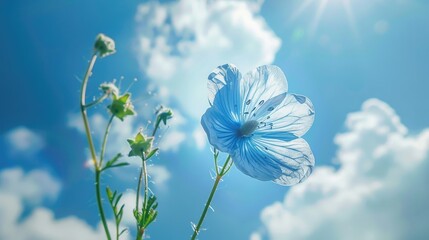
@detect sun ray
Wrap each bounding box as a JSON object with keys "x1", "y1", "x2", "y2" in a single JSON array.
[
  {"x1": 289, "y1": 0, "x2": 313, "y2": 22},
  {"x1": 343, "y1": 0, "x2": 360, "y2": 39},
  {"x1": 309, "y1": 0, "x2": 329, "y2": 35}
]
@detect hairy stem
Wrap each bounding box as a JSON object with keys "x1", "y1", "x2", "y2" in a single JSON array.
[
  {"x1": 80, "y1": 53, "x2": 111, "y2": 240},
  {"x1": 191, "y1": 156, "x2": 232, "y2": 240}
]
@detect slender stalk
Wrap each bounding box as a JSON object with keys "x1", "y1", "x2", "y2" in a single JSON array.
[
  {"x1": 85, "y1": 93, "x2": 108, "y2": 108},
  {"x1": 135, "y1": 166, "x2": 143, "y2": 212},
  {"x1": 151, "y1": 119, "x2": 161, "y2": 137},
  {"x1": 142, "y1": 160, "x2": 149, "y2": 219},
  {"x1": 191, "y1": 156, "x2": 232, "y2": 240},
  {"x1": 80, "y1": 54, "x2": 99, "y2": 169},
  {"x1": 80, "y1": 53, "x2": 111, "y2": 240},
  {"x1": 115, "y1": 218, "x2": 120, "y2": 240},
  {"x1": 100, "y1": 114, "x2": 115, "y2": 166},
  {"x1": 135, "y1": 158, "x2": 148, "y2": 240},
  {"x1": 95, "y1": 170, "x2": 111, "y2": 240},
  {"x1": 135, "y1": 121, "x2": 161, "y2": 240}
]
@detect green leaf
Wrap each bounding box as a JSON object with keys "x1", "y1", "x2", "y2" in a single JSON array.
[
  {"x1": 118, "y1": 204, "x2": 125, "y2": 222},
  {"x1": 114, "y1": 193, "x2": 123, "y2": 208},
  {"x1": 109, "y1": 162, "x2": 130, "y2": 169},
  {"x1": 102, "y1": 153, "x2": 130, "y2": 171},
  {"x1": 119, "y1": 229, "x2": 127, "y2": 237},
  {"x1": 145, "y1": 148, "x2": 158, "y2": 160},
  {"x1": 106, "y1": 187, "x2": 114, "y2": 201}
]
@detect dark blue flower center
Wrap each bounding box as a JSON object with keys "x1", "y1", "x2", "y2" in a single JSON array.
[{"x1": 238, "y1": 120, "x2": 259, "y2": 137}]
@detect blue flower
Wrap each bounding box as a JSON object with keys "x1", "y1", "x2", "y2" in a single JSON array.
[{"x1": 201, "y1": 64, "x2": 315, "y2": 186}]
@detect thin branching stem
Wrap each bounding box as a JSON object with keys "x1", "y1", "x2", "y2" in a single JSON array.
[
  {"x1": 136, "y1": 162, "x2": 143, "y2": 213},
  {"x1": 191, "y1": 155, "x2": 232, "y2": 240},
  {"x1": 80, "y1": 53, "x2": 111, "y2": 240},
  {"x1": 85, "y1": 93, "x2": 108, "y2": 108},
  {"x1": 100, "y1": 114, "x2": 115, "y2": 166},
  {"x1": 135, "y1": 120, "x2": 162, "y2": 240},
  {"x1": 151, "y1": 119, "x2": 161, "y2": 137}
]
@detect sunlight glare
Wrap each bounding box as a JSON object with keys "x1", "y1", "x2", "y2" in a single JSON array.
[{"x1": 291, "y1": 0, "x2": 359, "y2": 38}]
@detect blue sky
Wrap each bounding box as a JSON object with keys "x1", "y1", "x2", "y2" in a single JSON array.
[{"x1": 1, "y1": 0, "x2": 429, "y2": 239}]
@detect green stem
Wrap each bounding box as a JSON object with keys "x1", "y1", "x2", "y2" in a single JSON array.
[
  {"x1": 135, "y1": 159, "x2": 148, "y2": 240},
  {"x1": 85, "y1": 93, "x2": 108, "y2": 108},
  {"x1": 135, "y1": 166, "x2": 143, "y2": 213},
  {"x1": 80, "y1": 54, "x2": 99, "y2": 169},
  {"x1": 136, "y1": 123, "x2": 160, "y2": 240},
  {"x1": 115, "y1": 219, "x2": 120, "y2": 240},
  {"x1": 191, "y1": 156, "x2": 232, "y2": 240},
  {"x1": 95, "y1": 170, "x2": 111, "y2": 240},
  {"x1": 80, "y1": 53, "x2": 111, "y2": 240},
  {"x1": 151, "y1": 119, "x2": 161, "y2": 137},
  {"x1": 100, "y1": 114, "x2": 115, "y2": 166}
]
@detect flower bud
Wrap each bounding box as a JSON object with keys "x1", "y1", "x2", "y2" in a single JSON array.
[
  {"x1": 94, "y1": 33, "x2": 116, "y2": 57},
  {"x1": 156, "y1": 107, "x2": 173, "y2": 125},
  {"x1": 100, "y1": 82, "x2": 119, "y2": 96}
]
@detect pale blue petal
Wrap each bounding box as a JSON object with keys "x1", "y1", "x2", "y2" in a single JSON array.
[
  {"x1": 254, "y1": 137, "x2": 314, "y2": 186},
  {"x1": 254, "y1": 93, "x2": 315, "y2": 140},
  {"x1": 232, "y1": 137, "x2": 314, "y2": 185},
  {"x1": 240, "y1": 65, "x2": 288, "y2": 122},
  {"x1": 201, "y1": 107, "x2": 240, "y2": 153},
  {"x1": 208, "y1": 64, "x2": 242, "y2": 122},
  {"x1": 232, "y1": 138, "x2": 283, "y2": 181}
]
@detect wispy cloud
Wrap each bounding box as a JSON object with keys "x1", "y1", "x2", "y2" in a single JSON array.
[{"x1": 5, "y1": 127, "x2": 45, "y2": 156}]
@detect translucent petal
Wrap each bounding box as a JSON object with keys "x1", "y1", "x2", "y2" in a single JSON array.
[
  {"x1": 243, "y1": 137, "x2": 314, "y2": 186},
  {"x1": 254, "y1": 93, "x2": 315, "y2": 139},
  {"x1": 208, "y1": 64, "x2": 242, "y2": 122},
  {"x1": 240, "y1": 65, "x2": 288, "y2": 122},
  {"x1": 201, "y1": 107, "x2": 240, "y2": 153},
  {"x1": 232, "y1": 138, "x2": 283, "y2": 181}
]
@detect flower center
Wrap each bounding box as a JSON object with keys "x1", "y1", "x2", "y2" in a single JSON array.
[{"x1": 238, "y1": 120, "x2": 259, "y2": 137}]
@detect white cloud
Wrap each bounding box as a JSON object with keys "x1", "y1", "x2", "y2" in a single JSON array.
[
  {"x1": 135, "y1": 0, "x2": 281, "y2": 119},
  {"x1": 250, "y1": 232, "x2": 262, "y2": 240},
  {"x1": 0, "y1": 168, "x2": 61, "y2": 206},
  {"x1": 148, "y1": 164, "x2": 171, "y2": 188},
  {"x1": 255, "y1": 99, "x2": 429, "y2": 240},
  {"x1": 5, "y1": 127, "x2": 45, "y2": 155},
  {"x1": 193, "y1": 126, "x2": 207, "y2": 150},
  {"x1": 119, "y1": 191, "x2": 139, "y2": 226},
  {"x1": 158, "y1": 130, "x2": 186, "y2": 152},
  {"x1": 0, "y1": 167, "x2": 120, "y2": 240}
]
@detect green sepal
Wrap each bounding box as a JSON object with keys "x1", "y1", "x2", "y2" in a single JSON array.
[
  {"x1": 156, "y1": 108, "x2": 173, "y2": 126},
  {"x1": 107, "y1": 93, "x2": 136, "y2": 121},
  {"x1": 127, "y1": 132, "x2": 154, "y2": 160}
]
